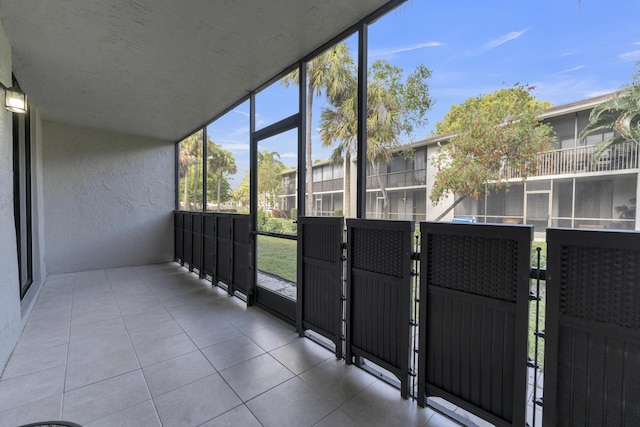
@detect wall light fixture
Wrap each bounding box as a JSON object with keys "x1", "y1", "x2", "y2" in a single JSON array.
[{"x1": 1, "y1": 81, "x2": 27, "y2": 114}]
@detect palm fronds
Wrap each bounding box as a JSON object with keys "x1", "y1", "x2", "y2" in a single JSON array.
[{"x1": 581, "y1": 75, "x2": 640, "y2": 158}]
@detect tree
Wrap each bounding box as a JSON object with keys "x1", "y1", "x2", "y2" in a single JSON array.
[
  {"x1": 320, "y1": 59, "x2": 433, "y2": 217},
  {"x1": 430, "y1": 85, "x2": 554, "y2": 220},
  {"x1": 178, "y1": 132, "x2": 203, "y2": 210},
  {"x1": 231, "y1": 172, "x2": 250, "y2": 208},
  {"x1": 257, "y1": 149, "x2": 285, "y2": 210},
  {"x1": 580, "y1": 61, "x2": 640, "y2": 157},
  {"x1": 207, "y1": 142, "x2": 237, "y2": 208},
  {"x1": 206, "y1": 173, "x2": 232, "y2": 208},
  {"x1": 282, "y1": 43, "x2": 355, "y2": 215},
  {"x1": 180, "y1": 134, "x2": 237, "y2": 211}
]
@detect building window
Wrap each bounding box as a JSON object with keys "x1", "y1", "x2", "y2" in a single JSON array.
[{"x1": 13, "y1": 108, "x2": 33, "y2": 299}]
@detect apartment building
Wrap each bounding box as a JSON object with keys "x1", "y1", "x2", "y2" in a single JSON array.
[{"x1": 280, "y1": 94, "x2": 639, "y2": 236}]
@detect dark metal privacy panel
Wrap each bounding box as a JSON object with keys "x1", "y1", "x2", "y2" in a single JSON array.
[
  {"x1": 183, "y1": 212, "x2": 193, "y2": 268},
  {"x1": 297, "y1": 216, "x2": 344, "y2": 358},
  {"x1": 202, "y1": 213, "x2": 215, "y2": 278},
  {"x1": 231, "y1": 215, "x2": 253, "y2": 302},
  {"x1": 544, "y1": 228, "x2": 640, "y2": 427},
  {"x1": 345, "y1": 219, "x2": 414, "y2": 398},
  {"x1": 174, "y1": 211, "x2": 184, "y2": 263},
  {"x1": 190, "y1": 213, "x2": 203, "y2": 273},
  {"x1": 418, "y1": 222, "x2": 532, "y2": 427},
  {"x1": 215, "y1": 214, "x2": 231, "y2": 286}
]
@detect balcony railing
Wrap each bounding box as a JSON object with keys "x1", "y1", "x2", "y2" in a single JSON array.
[
  {"x1": 175, "y1": 213, "x2": 640, "y2": 427},
  {"x1": 366, "y1": 169, "x2": 427, "y2": 190},
  {"x1": 285, "y1": 143, "x2": 639, "y2": 196},
  {"x1": 312, "y1": 178, "x2": 343, "y2": 193},
  {"x1": 280, "y1": 183, "x2": 296, "y2": 194},
  {"x1": 506, "y1": 142, "x2": 639, "y2": 179}
]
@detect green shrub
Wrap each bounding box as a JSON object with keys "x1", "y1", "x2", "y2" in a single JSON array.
[
  {"x1": 256, "y1": 212, "x2": 297, "y2": 235},
  {"x1": 257, "y1": 210, "x2": 267, "y2": 228},
  {"x1": 266, "y1": 218, "x2": 284, "y2": 233},
  {"x1": 283, "y1": 220, "x2": 298, "y2": 235}
]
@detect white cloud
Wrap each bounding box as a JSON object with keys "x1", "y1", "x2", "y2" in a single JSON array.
[
  {"x1": 620, "y1": 50, "x2": 640, "y2": 61},
  {"x1": 229, "y1": 126, "x2": 249, "y2": 136},
  {"x1": 232, "y1": 109, "x2": 249, "y2": 117},
  {"x1": 532, "y1": 77, "x2": 619, "y2": 105},
  {"x1": 280, "y1": 152, "x2": 297, "y2": 159},
  {"x1": 370, "y1": 42, "x2": 442, "y2": 58},
  {"x1": 585, "y1": 89, "x2": 618, "y2": 98},
  {"x1": 556, "y1": 65, "x2": 585, "y2": 74},
  {"x1": 484, "y1": 29, "x2": 527, "y2": 50}
]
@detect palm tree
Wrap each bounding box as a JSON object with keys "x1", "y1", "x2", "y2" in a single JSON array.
[
  {"x1": 207, "y1": 142, "x2": 237, "y2": 209},
  {"x1": 366, "y1": 76, "x2": 403, "y2": 218},
  {"x1": 320, "y1": 77, "x2": 358, "y2": 217},
  {"x1": 178, "y1": 149, "x2": 196, "y2": 209},
  {"x1": 320, "y1": 60, "x2": 432, "y2": 218},
  {"x1": 282, "y1": 43, "x2": 355, "y2": 215},
  {"x1": 320, "y1": 79, "x2": 399, "y2": 218},
  {"x1": 257, "y1": 149, "x2": 285, "y2": 210},
  {"x1": 178, "y1": 132, "x2": 203, "y2": 210},
  {"x1": 581, "y1": 63, "x2": 640, "y2": 158}
]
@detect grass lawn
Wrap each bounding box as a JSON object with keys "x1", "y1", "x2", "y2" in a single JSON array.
[
  {"x1": 256, "y1": 234, "x2": 297, "y2": 283},
  {"x1": 529, "y1": 242, "x2": 546, "y2": 369},
  {"x1": 529, "y1": 294, "x2": 545, "y2": 369}
]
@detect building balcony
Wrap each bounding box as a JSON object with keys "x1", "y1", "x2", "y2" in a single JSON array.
[
  {"x1": 505, "y1": 142, "x2": 639, "y2": 179},
  {"x1": 4, "y1": 217, "x2": 637, "y2": 427},
  {"x1": 367, "y1": 170, "x2": 427, "y2": 190}
]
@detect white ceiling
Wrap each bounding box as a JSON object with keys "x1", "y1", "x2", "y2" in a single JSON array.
[{"x1": 0, "y1": 0, "x2": 394, "y2": 141}]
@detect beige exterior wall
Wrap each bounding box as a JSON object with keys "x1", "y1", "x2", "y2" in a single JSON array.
[
  {"x1": 42, "y1": 121, "x2": 175, "y2": 273},
  {"x1": 0, "y1": 21, "x2": 23, "y2": 371}
]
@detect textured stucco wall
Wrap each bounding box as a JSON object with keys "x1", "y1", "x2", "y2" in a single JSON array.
[
  {"x1": 0, "y1": 21, "x2": 22, "y2": 373},
  {"x1": 43, "y1": 121, "x2": 174, "y2": 273}
]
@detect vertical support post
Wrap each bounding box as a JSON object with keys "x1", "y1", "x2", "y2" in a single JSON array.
[
  {"x1": 188, "y1": 213, "x2": 194, "y2": 272},
  {"x1": 298, "y1": 62, "x2": 307, "y2": 217},
  {"x1": 249, "y1": 93, "x2": 258, "y2": 304},
  {"x1": 174, "y1": 142, "x2": 179, "y2": 210},
  {"x1": 202, "y1": 127, "x2": 208, "y2": 211},
  {"x1": 297, "y1": 61, "x2": 307, "y2": 335},
  {"x1": 636, "y1": 169, "x2": 640, "y2": 230},
  {"x1": 212, "y1": 213, "x2": 218, "y2": 285},
  {"x1": 200, "y1": 128, "x2": 208, "y2": 278},
  {"x1": 356, "y1": 23, "x2": 367, "y2": 219},
  {"x1": 296, "y1": 218, "x2": 304, "y2": 338},
  {"x1": 250, "y1": 93, "x2": 257, "y2": 235}
]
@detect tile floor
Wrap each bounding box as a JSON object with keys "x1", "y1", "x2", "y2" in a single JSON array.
[{"x1": 0, "y1": 263, "x2": 479, "y2": 427}]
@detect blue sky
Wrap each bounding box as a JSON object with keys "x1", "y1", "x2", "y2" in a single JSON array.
[{"x1": 207, "y1": 0, "x2": 640, "y2": 188}]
